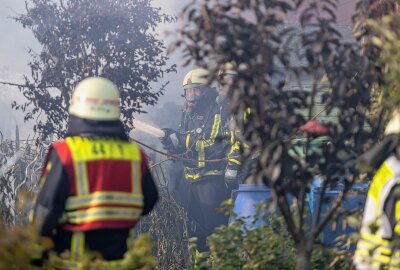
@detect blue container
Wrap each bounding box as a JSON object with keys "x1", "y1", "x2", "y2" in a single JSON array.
[
  {"x1": 309, "y1": 183, "x2": 368, "y2": 248},
  {"x1": 231, "y1": 184, "x2": 272, "y2": 229}
]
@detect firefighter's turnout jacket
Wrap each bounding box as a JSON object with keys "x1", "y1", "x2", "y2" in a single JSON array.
[
  {"x1": 225, "y1": 107, "x2": 253, "y2": 178},
  {"x1": 32, "y1": 116, "x2": 158, "y2": 267},
  {"x1": 354, "y1": 155, "x2": 400, "y2": 270},
  {"x1": 175, "y1": 93, "x2": 231, "y2": 181}
]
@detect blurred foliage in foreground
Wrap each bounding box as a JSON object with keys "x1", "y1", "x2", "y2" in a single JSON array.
[
  {"x1": 190, "y1": 200, "x2": 354, "y2": 270},
  {"x1": 0, "y1": 221, "x2": 156, "y2": 270},
  {"x1": 362, "y1": 2, "x2": 400, "y2": 110}
]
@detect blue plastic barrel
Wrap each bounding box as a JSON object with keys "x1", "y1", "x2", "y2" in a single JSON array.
[
  {"x1": 309, "y1": 183, "x2": 368, "y2": 248},
  {"x1": 231, "y1": 184, "x2": 272, "y2": 229}
]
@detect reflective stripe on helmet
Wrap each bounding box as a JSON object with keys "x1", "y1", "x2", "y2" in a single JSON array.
[{"x1": 68, "y1": 77, "x2": 121, "y2": 121}]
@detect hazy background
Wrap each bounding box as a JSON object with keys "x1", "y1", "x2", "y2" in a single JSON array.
[
  {"x1": 0, "y1": 0, "x2": 355, "y2": 141},
  {"x1": 0, "y1": 0, "x2": 190, "y2": 140}
]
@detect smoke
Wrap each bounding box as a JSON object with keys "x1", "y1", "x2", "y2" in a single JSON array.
[{"x1": 0, "y1": 0, "x2": 192, "y2": 141}]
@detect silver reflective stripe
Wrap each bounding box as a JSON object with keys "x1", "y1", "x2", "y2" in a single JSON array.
[
  {"x1": 225, "y1": 169, "x2": 238, "y2": 178},
  {"x1": 71, "y1": 231, "x2": 84, "y2": 260},
  {"x1": 67, "y1": 208, "x2": 141, "y2": 223},
  {"x1": 76, "y1": 162, "x2": 89, "y2": 195},
  {"x1": 131, "y1": 161, "x2": 141, "y2": 194},
  {"x1": 66, "y1": 192, "x2": 143, "y2": 210}
]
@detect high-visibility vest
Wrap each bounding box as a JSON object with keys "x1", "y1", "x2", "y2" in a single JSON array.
[
  {"x1": 52, "y1": 136, "x2": 144, "y2": 231},
  {"x1": 354, "y1": 155, "x2": 400, "y2": 270}
]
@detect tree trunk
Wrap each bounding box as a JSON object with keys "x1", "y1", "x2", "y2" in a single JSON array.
[{"x1": 296, "y1": 242, "x2": 312, "y2": 270}]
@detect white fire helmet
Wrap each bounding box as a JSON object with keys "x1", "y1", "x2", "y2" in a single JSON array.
[
  {"x1": 182, "y1": 69, "x2": 210, "y2": 103},
  {"x1": 68, "y1": 77, "x2": 121, "y2": 121},
  {"x1": 182, "y1": 68, "x2": 209, "y2": 87},
  {"x1": 217, "y1": 61, "x2": 238, "y2": 79}
]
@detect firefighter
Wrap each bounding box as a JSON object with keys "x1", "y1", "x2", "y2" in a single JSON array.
[
  {"x1": 354, "y1": 108, "x2": 400, "y2": 270},
  {"x1": 161, "y1": 68, "x2": 232, "y2": 251},
  {"x1": 217, "y1": 62, "x2": 242, "y2": 189},
  {"x1": 31, "y1": 77, "x2": 158, "y2": 268},
  {"x1": 217, "y1": 62, "x2": 255, "y2": 186}
]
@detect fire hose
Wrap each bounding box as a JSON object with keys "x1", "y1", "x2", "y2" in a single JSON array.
[{"x1": 132, "y1": 119, "x2": 242, "y2": 164}]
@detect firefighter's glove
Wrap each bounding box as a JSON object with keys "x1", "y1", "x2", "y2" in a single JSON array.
[
  {"x1": 225, "y1": 168, "x2": 239, "y2": 190},
  {"x1": 161, "y1": 128, "x2": 180, "y2": 153}
]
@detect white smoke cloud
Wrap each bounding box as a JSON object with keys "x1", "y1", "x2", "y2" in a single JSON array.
[{"x1": 0, "y1": 1, "x2": 192, "y2": 139}]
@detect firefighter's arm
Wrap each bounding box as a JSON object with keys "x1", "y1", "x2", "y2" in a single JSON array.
[
  {"x1": 383, "y1": 183, "x2": 400, "y2": 238},
  {"x1": 31, "y1": 148, "x2": 69, "y2": 265},
  {"x1": 140, "y1": 149, "x2": 158, "y2": 216},
  {"x1": 32, "y1": 148, "x2": 69, "y2": 237},
  {"x1": 161, "y1": 128, "x2": 186, "y2": 154},
  {"x1": 224, "y1": 131, "x2": 242, "y2": 182}
]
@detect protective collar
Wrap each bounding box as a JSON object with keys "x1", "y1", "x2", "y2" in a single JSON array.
[{"x1": 66, "y1": 115, "x2": 129, "y2": 140}]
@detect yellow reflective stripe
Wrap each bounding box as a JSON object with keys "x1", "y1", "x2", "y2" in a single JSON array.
[
  {"x1": 186, "y1": 133, "x2": 191, "y2": 150},
  {"x1": 356, "y1": 231, "x2": 400, "y2": 268},
  {"x1": 229, "y1": 158, "x2": 241, "y2": 165},
  {"x1": 396, "y1": 202, "x2": 400, "y2": 235},
  {"x1": 198, "y1": 141, "x2": 205, "y2": 167},
  {"x1": 65, "y1": 192, "x2": 143, "y2": 210},
  {"x1": 65, "y1": 137, "x2": 141, "y2": 161},
  {"x1": 46, "y1": 162, "x2": 52, "y2": 172},
  {"x1": 75, "y1": 162, "x2": 89, "y2": 195},
  {"x1": 244, "y1": 107, "x2": 251, "y2": 122},
  {"x1": 210, "y1": 114, "x2": 221, "y2": 141},
  {"x1": 230, "y1": 131, "x2": 235, "y2": 144},
  {"x1": 228, "y1": 140, "x2": 241, "y2": 165},
  {"x1": 369, "y1": 161, "x2": 394, "y2": 206},
  {"x1": 66, "y1": 207, "x2": 142, "y2": 223},
  {"x1": 360, "y1": 231, "x2": 393, "y2": 248},
  {"x1": 49, "y1": 253, "x2": 126, "y2": 270},
  {"x1": 184, "y1": 170, "x2": 224, "y2": 180},
  {"x1": 355, "y1": 250, "x2": 392, "y2": 267},
  {"x1": 358, "y1": 238, "x2": 385, "y2": 252},
  {"x1": 71, "y1": 231, "x2": 84, "y2": 260},
  {"x1": 203, "y1": 114, "x2": 221, "y2": 147},
  {"x1": 374, "y1": 253, "x2": 391, "y2": 264},
  {"x1": 186, "y1": 174, "x2": 200, "y2": 180}
]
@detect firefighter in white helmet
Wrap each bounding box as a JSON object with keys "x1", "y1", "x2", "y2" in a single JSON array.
[
  {"x1": 354, "y1": 108, "x2": 400, "y2": 270},
  {"x1": 217, "y1": 62, "x2": 256, "y2": 188},
  {"x1": 31, "y1": 77, "x2": 158, "y2": 268},
  {"x1": 161, "y1": 68, "x2": 232, "y2": 251}
]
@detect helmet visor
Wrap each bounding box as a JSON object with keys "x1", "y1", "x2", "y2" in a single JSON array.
[
  {"x1": 184, "y1": 84, "x2": 205, "y2": 102},
  {"x1": 220, "y1": 74, "x2": 237, "y2": 86}
]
